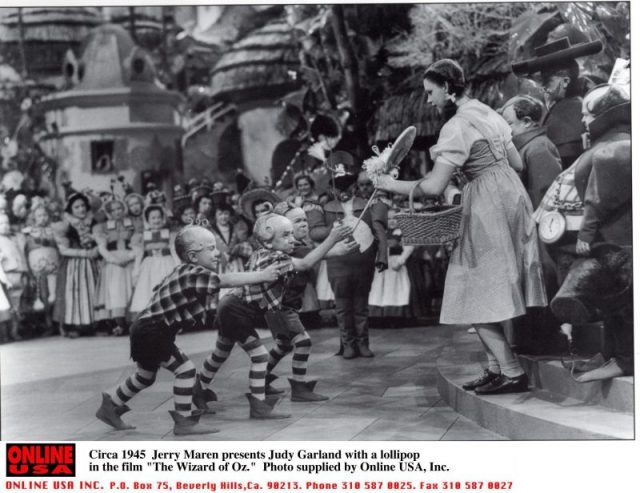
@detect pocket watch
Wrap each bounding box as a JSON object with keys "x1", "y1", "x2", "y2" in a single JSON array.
[{"x1": 538, "y1": 211, "x2": 566, "y2": 244}]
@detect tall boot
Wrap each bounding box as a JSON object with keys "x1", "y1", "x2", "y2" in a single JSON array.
[
  {"x1": 192, "y1": 375, "x2": 217, "y2": 414},
  {"x1": 334, "y1": 297, "x2": 356, "y2": 359},
  {"x1": 169, "y1": 409, "x2": 220, "y2": 436},
  {"x1": 0, "y1": 322, "x2": 10, "y2": 343},
  {"x1": 246, "y1": 394, "x2": 291, "y2": 419},
  {"x1": 354, "y1": 295, "x2": 373, "y2": 357},
  {"x1": 265, "y1": 373, "x2": 284, "y2": 395},
  {"x1": 9, "y1": 318, "x2": 22, "y2": 341},
  {"x1": 95, "y1": 393, "x2": 136, "y2": 430},
  {"x1": 288, "y1": 379, "x2": 329, "y2": 402}
]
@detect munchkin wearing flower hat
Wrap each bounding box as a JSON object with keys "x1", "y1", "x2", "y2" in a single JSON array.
[{"x1": 307, "y1": 150, "x2": 388, "y2": 359}]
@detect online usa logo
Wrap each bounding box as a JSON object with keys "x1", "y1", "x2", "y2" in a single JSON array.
[{"x1": 6, "y1": 443, "x2": 76, "y2": 476}]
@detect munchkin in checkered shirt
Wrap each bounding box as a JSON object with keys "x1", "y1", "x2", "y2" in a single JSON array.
[
  {"x1": 95, "y1": 224, "x2": 278, "y2": 436},
  {"x1": 194, "y1": 208, "x2": 351, "y2": 419}
]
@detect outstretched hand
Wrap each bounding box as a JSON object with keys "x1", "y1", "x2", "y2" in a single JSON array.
[
  {"x1": 261, "y1": 264, "x2": 280, "y2": 282},
  {"x1": 329, "y1": 222, "x2": 353, "y2": 243},
  {"x1": 331, "y1": 238, "x2": 359, "y2": 256}
]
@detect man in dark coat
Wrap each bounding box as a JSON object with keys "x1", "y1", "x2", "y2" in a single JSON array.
[
  {"x1": 501, "y1": 95, "x2": 563, "y2": 209},
  {"x1": 501, "y1": 95, "x2": 564, "y2": 353},
  {"x1": 512, "y1": 37, "x2": 603, "y2": 169},
  {"x1": 307, "y1": 151, "x2": 388, "y2": 359},
  {"x1": 550, "y1": 84, "x2": 632, "y2": 381}
]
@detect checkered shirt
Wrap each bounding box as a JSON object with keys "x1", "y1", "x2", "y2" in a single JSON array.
[
  {"x1": 139, "y1": 263, "x2": 220, "y2": 326},
  {"x1": 237, "y1": 248, "x2": 295, "y2": 311}
]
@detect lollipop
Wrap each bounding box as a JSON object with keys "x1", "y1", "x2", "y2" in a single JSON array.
[{"x1": 363, "y1": 126, "x2": 416, "y2": 184}]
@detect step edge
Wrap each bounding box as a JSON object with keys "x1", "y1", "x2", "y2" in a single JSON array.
[{"x1": 437, "y1": 360, "x2": 634, "y2": 440}]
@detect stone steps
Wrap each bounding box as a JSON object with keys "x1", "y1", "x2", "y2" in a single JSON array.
[
  {"x1": 436, "y1": 328, "x2": 634, "y2": 440},
  {"x1": 518, "y1": 355, "x2": 633, "y2": 413}
]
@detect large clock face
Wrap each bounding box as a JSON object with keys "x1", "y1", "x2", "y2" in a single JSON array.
[{"x1": 538, "y1": 211, "x2": 566, "y2": 244}]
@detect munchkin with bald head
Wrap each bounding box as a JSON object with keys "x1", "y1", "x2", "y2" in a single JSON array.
[{"x1": 95, "y1": 224, "x2": 279, "y2": 436}]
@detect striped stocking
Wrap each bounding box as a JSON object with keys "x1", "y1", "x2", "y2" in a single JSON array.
[
  {"x1": 240, "y1": 336, "x2": 269, "y2": 400},
  {"x1": 162, "y1": 351, "x2": 196, "y2": 416},
  {"x1": 112, "y1": 367, "x2": 157, "y2": 406},
  {"x1": 267, "y1": 335, "x2": 293, "y2": 373},
  {"x1": 291, "y1": 332, "x2": 312, "y2": 382},
  {"x1": 200, "y1": 336, "x2": 235, "y2": 387}
]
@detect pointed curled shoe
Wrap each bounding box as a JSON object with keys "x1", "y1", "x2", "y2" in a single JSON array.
[
  {"x1": 246, "y1": 394, "x2": 291, "y2": 419},
  {"x1": 575, "y1": 358, "x2": 625, "y2": 383},
  {"x1": 474, "y1": 373, "x2": 529, "y2": 395},
  {"x1": 169, "y1": 409, "x2": 220, "y2": 436},
  {"x1": 462, "y1": 369, "x2": 500, "y2": 391},
  {"x1": 192, "y1": 375, "x2": 217, "y2": 414},
  {"x1": 288, "y1": 379, "x2": 329, "y2": 402},
  {"x1": 96, "y1": 393, "x2": 136, "y2": 430},
  {"x1": 265, "y1": 373, "x2": 285, "y2": 395}
]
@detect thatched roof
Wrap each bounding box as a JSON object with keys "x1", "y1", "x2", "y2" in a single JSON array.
[
  {"x1": 210, "y1": 21, "x2": 301, "y2": 101},
  {"x1": 374, "y1": 89, "x2": 442, "y2": 143},
  {"x1": 0, "y1": 7, "x2": 101, "y2": 43}
]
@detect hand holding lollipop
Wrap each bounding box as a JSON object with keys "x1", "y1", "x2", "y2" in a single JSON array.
[{"x1": 363, "y1": 126, "x2": 416, "y2": 188}]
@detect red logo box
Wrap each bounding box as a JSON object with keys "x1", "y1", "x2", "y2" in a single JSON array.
[{"x1": 6, "y1": 443, "x2": 76, "y2": 477}]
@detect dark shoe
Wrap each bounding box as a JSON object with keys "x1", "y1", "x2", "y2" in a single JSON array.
[
  {"x1": 475, "y1": 373, "x2": 529, "y2": 395},
  {"x1": 95, "y1": 393, "x2": 136, "y2": 430},
  {"x1": 288, "y1": 379, "x2": 329, "y2": 402},
  {"x1": 265, "y1": 373, "x2": 284, "y2": 395},
  {"x1": 169, "y1": 409, "x2": 219, "y2": 436},
  {"x1": 462, "y1": 369, "x2": 500, "y2": 391},
  {"x1": 357, "y1": 342, "x2": 374, "y2": 358},
  {"x1": 192, "y1": 375, "x2": 217, "y2": 414},
  {"x1": 246, "y1": 393, "x2": 291, "y2": 419},
  {"x1": 342, "y1": 345, "x2": 357, "y2": 360}
]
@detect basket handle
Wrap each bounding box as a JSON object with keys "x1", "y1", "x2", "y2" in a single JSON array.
[{"x1": 408, "y1": 178, "x2": 428, "y2": 214}]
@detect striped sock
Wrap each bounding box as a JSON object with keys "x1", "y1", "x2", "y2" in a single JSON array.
[
  {"x1": 291, "y1": 332, "x2": 312, "y2": 382},
  {"x1": 163, "y1": 352, "x2": 196, "y2": 417},
  {"x1": 267, "y1": 335, "x2": 292, "y2": 373},
  {"x1": 240, "y1": 336, "x2": 269, "y2": 400},
  {"x1": 201, "y1": 336, "x2": 234, "y2": 387},
  {"x1": 113, "y1": 367, "x2": 157, "y2": 406}
]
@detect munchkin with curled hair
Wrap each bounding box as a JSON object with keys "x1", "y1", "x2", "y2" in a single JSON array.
[
  {"x1": 195, "y1": 206, "x2": 352, "y2": 418},
  {"x1": 96, "y1": 222, "x2": 278, "y2": 436},
  {"x1": 258, "y1": 201, "x2": 358, "y2": 402}
]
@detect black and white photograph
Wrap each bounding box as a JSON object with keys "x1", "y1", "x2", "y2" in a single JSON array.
[{"x1": 0, "y1": 0, "x2": 634, "y2": 461}]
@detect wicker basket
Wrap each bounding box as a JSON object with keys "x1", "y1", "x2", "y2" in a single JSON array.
[{"x1": 395, "y1": 181, "x2": 463, "y2": 246}]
